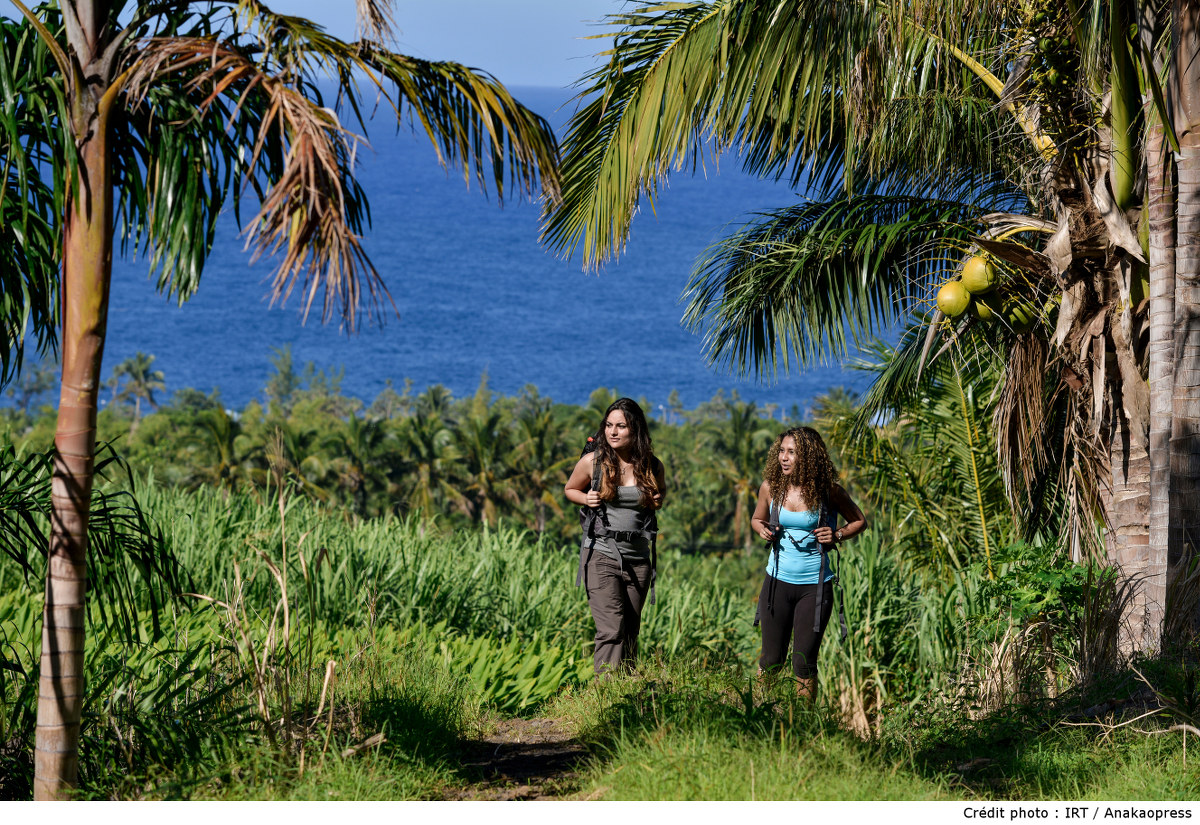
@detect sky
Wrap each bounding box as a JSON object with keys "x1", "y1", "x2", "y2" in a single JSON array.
[{"x1": 270, "y1": 0, "x2": 626, "y2": 88}]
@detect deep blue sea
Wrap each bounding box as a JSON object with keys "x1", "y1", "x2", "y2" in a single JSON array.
[{"x1": 97, "y1": 86, "x2": 875, "y2": 415}]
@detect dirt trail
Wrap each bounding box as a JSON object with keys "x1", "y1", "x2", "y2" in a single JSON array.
[{"x1": 446, "y1": 716, "x2": 591, "y2": 800}]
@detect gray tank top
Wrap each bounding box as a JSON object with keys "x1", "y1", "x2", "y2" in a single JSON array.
[{"x1": 583, "y1": 485, "x2": 652, "y2": 560}]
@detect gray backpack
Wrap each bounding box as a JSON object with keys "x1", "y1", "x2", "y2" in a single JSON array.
[{"x1": 575, "y1": 448, "x2": 659, "y2": 604}]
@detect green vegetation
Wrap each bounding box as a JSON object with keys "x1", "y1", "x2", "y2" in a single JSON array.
[
  {"x1": 1, "y1": 362, "x2": 1196, "y2": 799},
  {"x1": 3, "y1": 348, "x2": 820, "y2": 556},
  {"x1": 7, "y1": 0, "x2": 1198, "y2": 802}
]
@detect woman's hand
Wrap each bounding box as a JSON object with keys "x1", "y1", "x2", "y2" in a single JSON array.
[
  {"x1": 753, "y1": 519, "x2": 776, "y2": 542},
  {"x1": 813, "y1": 526, "x2": 836, "y2": 545},
  {"x1": 585, "y1": 489, "x2": 602, "y2": 508}
]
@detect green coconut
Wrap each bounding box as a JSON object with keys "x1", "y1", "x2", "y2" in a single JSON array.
[
  {"x1": 1040, "y1": 295, "x2": 1060, "y2": 329},
  {"x1": 1003, "y1": 299, "x2": 1035, "y2": 332},
  {"x1": 936, "y1": 280, "x2": 971, "y2": 317},
  {"x1": 961, "y1": 255, "x2": 997, "y2": 294},
  {"x1": 972, "y1": 296, "x2": 999, "y2": 321}
]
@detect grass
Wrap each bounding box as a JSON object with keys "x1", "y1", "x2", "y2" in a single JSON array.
[
  {"x1": 546, "y1": 660, "x2": 956, "y2": 800},
  {"x1": 181, "y1": 627, "x2": 481, "y2": 801},
  {"x1": 3, "y1": 477, "x2": 1199, "y2": 799},
  {"x1": 542, "y1": 658, "x2": 1200, "y2": 801}
]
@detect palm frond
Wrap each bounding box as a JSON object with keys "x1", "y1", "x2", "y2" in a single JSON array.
[
  {"x1": 354, "y1": 0, "x2": 395, "y2": 44},
  {"x1": 541, "y1": 1, "x2": 733, "y2": 267},
  {"x1": 839, "y1": 333, "x2": 1015, "y2": 576},
  {"x1": 125, "y1": 36, "x2": 382, "y2": 328},
  {"x1": 113, "y1": 75, "x2": 245, "y2": 306},
  {"x1": 845, "y1": 320, "x2": 940, "y2": 436},
  {"x1": 681, "y1": 195, "x2": 984, "y2": 378},
  {"x1": 543, "y1": 0, "x2": 1032, "y2": 267},
  {"x1": 0, "y1": 444, "x2": 189, "y2": 643},
  {"x1": 858, "y1": 92, "x2": 1037, "y2": 208},
  {"x1": 360, "y1": 46, "x2": 561, "y2": 205},
  {"x1": 0, "y1": 10, "x2": 66, "y2": 385},
  {"x1": 224, "y1": 1, "x2": 559, "y2": 203},
  {"x1": 996, "y1": 332, "x2": 1103, "y2": 560},
  {"x1": 118, "y1": 5, "x2": 559, "y2": 329}
]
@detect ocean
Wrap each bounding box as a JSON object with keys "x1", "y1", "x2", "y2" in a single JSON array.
[{"x1": 98, "y1": 86, "x2": 877, "y2": 415}]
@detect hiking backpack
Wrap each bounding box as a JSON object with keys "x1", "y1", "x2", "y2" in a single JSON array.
[
  {"x1": 756, "y1": 496, "x2": 847, "y2": 641},
  {"x1": 574, "y1": 435, "x2": 659, "y2": 604}
]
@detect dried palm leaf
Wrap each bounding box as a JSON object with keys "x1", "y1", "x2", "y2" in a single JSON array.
[
  {"x1": 355, "y1": 0, "x2": 396, "y2": 43},
  {"x1": 127, "y1": 37, "x2": 383, "y2": 329}
]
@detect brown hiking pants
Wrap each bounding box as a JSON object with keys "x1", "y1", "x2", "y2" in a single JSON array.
[{"x1": 585, "y1": 550, "x2": 652, "y2": 675}]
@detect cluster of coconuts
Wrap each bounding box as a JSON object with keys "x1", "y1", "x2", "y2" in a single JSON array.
[
  {"x1": 1025, "y1": 1, "x2": 1076, "y2": 96},
  {"x1": 936, "y1": 255, "x2": 1039, "y2": 333}
]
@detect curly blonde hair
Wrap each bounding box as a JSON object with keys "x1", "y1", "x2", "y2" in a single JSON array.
[{"x1": 763, "y1": 426, "x2": 838, "y2": 510}]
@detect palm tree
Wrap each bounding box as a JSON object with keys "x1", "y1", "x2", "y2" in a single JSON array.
[
  {"x1": 414, "y1": 384, "x2": 456, "y2": 419},
  {"x1": 322, "y1": 412, "x2": 392, "y2": 517},
  {"x1": 396, "y1": 408, "x2": 456, "y2": 516},
  {"x1": 265, "y1": 419, "x2": 332, "y2": 501},
  {"x1": 542, "y1": 0, "x2": 1200, "y2": 652},
  {"x1": 702, "y1": 400, "x2": 773, "y2": 552},
  {"x1": 1, "y1": 0, "x2": 559, "y2": 797},
  {"x1": 185, "y1": 405, "x2": 260, "y2": 493},
  {"x1": 111, "y1": 351, "x2": 165, "y2": 431},
  {"x1": 453, "y1": 406, "x2": 516, "y2": 526},
  {"x1": 1146, "y1": 0, "x2": 1200, "y2": 648},
  {"x1": 510, "y1": 401, "x2": 573, "y2": 534}
]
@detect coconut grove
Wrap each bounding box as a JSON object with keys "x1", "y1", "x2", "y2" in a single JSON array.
[{"x1": 3, "y1": 0, "x2": 1200, "y2": 802}]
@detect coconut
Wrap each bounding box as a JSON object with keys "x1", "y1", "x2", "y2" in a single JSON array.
[
  {"x1": 936, "y1": 281, "x2": 970, "y2": 317},
  {"x1": 961, "y1": 256, "x2": 997, "y2": 294},
  {"x1": 972, "y1": 296, "x2": 999, "y2": 321},
  {"x1": 1003, "y1": 299, "x2": 1035, "y2": 332}
]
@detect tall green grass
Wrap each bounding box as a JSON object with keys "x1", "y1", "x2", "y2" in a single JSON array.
[
  {"x1": 0, "y1": 590, "x2": 251, "y2": 798},
  {"x1": 35, "y1": 478, "x2": 1124, "y2": 727},
  {"x1": 4, "y1": 474, "x2": 1191, "y2": 800},
  {"x1": 137, "y1": 482, "x2": 759, "y2": 698},
  {"x1": 548, "y1": 659, "x2": 1196, "y2": 801}
]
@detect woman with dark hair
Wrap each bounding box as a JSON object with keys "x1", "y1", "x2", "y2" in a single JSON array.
[
  {"x1": 749, "y1": 426, "x2": 866, "y2": 699},
  {"x1": 564, "y1": 397, "x2": 666, "y2": 675}
]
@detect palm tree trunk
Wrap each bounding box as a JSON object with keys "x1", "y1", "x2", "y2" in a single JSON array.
[
  {"x1": 1147, "y1": 110, "x2": 1177, "y2": 648},
  {"x1": 36, "y1": 116, "x2": 114, "y2": 799},
  {"x1": 1166, "y1": 0, "x2": 1200, "y2": 643},
  {"x1": 1170, "y1": 127, "x2": 1200, "y2": 640},
  {"x1": 1103, "y1": 409, "x2": 1151, "y2": 652},
  {"x1": 35, "y1": 0, "x2": 116, "y2": 798},
  {"x1": 1104, "y1": 291, "x2": 1152, "y2": 650},
  {"x1": 732, "y1": 492, "x2": 746, "y2": 554}
]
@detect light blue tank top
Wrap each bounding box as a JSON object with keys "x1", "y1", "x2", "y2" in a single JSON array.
[{"x1": 766, "y1": 507, "x2": 831, "y2": 585}]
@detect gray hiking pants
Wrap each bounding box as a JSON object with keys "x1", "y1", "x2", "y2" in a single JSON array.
[{"x1": 585, "y1": 551, "x2": 652, "y2": 675}]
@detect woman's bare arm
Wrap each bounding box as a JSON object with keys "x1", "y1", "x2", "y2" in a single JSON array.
[
  {"x1": 749, "y1": 480, "x2": 775, "y2": 542},
  {"x1": 564, "y1": 453, "x2": 601, "y2": 508},
  {"x1": 813, "y1": 483, "x2": 867, "y2": 545}
]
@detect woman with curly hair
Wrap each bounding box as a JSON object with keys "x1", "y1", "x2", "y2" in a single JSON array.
[
  {"x1": 749, "y1": 426, "x2": 866, "y2": 698},
  {"x1": 564, "y1": 397, "x2": 666, "y2": 675}
]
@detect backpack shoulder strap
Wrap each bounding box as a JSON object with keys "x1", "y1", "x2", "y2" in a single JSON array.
[
  {"x1": 590, "y1": 454, "x2": 611, "y2": 534},
  {"x1": 822, "y1": 493, "x2": 837, "y2": 530},
  {"x1": 576, "y1": 451, "x2": 607, "y2": 590},
  {"x1": 814, "y1": 492, "x2": 847, "y2": 638}
]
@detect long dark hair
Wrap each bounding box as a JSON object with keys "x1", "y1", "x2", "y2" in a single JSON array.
[
  {"x1": 593, "y1": 397, "x2": 659, "y2": 506},
  {"x1": 763, "y1": 426, "x2": 837, "y2": 509}
]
